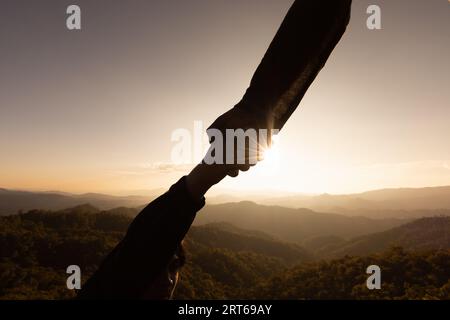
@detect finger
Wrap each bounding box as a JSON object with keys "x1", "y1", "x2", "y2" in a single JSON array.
[
  {"x1": 237, "y1": 164, "x2": 251, "y2": 172},
  {"x1": 227, "y1": 169, "x2": 239, "y2": 177}
]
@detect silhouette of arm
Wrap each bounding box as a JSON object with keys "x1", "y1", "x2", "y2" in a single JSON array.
[
  {"x1": 77, "y1": 164, "x2": 229, "y2": 299},
  {"x1": 209, "y1": 0, "x2": 352, "y2": 132}
]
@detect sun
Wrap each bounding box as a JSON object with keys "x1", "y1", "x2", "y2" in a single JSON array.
[{"x1": 257, "y1": 136, "x2": 281, "y2": 174}]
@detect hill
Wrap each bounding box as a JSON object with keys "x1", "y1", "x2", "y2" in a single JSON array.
[
  {"x1": 3, "y1": 185, "x2": 450, "y2": 219},
  {"x1": 187, "y1": 222, "x2": 312, "y2": 265},
  {"x1": 195, "y1": 201, "x2": 408, "y2": 244},
  {"x1": 0, "y1": 206, "x2": 448, "y2": 299},
  {"x1": 253, "y1": 247, "x2": 450, "y2": 300},
  {"x1": 321, "y1": 217, "x2": 450, "y2": 258},
  {"x1": 0, "y1": 188, "x2": 151, "y2": 215},
  {"x1": 0, "y1": 205, "x2": 310, "y2": 299},
  {"x1": 260, "y1": 186, "x2": 450, "y2": 218}
]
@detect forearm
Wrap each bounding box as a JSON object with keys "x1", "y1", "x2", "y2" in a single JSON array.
[
  {"x1": 77, "y1": 176, "x2": 204, "y2": 299},
  {"x1": 236, "y1": 0, "x2": 352, "y2": 130},
  {"x1": 185, "y1": 163, "x2": 229, "y2": 201}
]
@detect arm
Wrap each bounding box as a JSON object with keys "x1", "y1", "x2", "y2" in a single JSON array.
[
  {"x1": 77, "y1": 163, "x2": 230, "y2": 299},
  {"x1": 209, "y1": 0, "x2": 352, "y2": 132}
]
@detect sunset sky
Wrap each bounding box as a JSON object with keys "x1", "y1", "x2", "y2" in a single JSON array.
[{"x1": 1, "y1": 0, "x2": 449, "y2": 195}]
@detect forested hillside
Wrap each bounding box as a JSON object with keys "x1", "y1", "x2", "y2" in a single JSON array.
[{"x1": 0, "y1": 206, "x2": 448, "y2": 299}]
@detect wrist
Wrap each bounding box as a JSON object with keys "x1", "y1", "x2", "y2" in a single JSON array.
[{"x1": 185, "y1": 163, "x2": 227, "y2": 200}]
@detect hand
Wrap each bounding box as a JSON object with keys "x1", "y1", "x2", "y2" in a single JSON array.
[
  {"x1": 206, "y1": 106, "x2": 276, "y2": 174},
  {"x1": 186, "y1": 163, "x2": 242, "y2": 201},
  {"x1": 186, "y1": 106, "x2": 277, "y2": 200},
  {"x1": 207, "y1": 106, "x2": 274, "y2": 141}
]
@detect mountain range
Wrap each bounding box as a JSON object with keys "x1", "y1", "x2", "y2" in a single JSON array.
[
  {"x1": 0, "y1": 188, "x2": 152, "y2": 215},
  {"x1": 195, "y1": 201, "x2": 410, "y2": 244},
  {"x1": 2, "y1": 185, "x2": 450, "y2": 219}
]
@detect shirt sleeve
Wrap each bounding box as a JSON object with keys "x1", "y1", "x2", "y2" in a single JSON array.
[
  {"x1": 235, "y1": 0, "x2": 352, "y2": 130},
  {"x1": 77, "y1": 176, "x2": 205, "y2": 299}
]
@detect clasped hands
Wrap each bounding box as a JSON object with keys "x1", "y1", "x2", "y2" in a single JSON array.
[{"x1": 186, "y1": 107, "x2": 276, "y2": 200}]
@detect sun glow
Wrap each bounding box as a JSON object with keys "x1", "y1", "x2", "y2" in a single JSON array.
[{"x1": 256, "y1": 135, "x2": 281, "y2": 175}]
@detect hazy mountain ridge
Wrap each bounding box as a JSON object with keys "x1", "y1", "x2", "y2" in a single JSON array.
[
  {"x1": 2, "y1": 185, "x2": 450, "y2": 219},
  {"x1": 187, "y1": 222, "x2": 313, "y2": 265},
  {"x1": 0, "y1": 189, "x2": 153, "y2": 215},
  {"x1": 195, "y1": 201, "x2": 409, "y2": 244},
  {"x1": 260, "y1": 186, "x2": 450, "y2": 217},
  {"x1": 320, "y1": 217, "x2": 450, "y2": 258}
]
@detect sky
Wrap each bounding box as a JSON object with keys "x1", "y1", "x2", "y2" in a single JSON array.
[{"x1": 0, "y1": 0, "x2": 449, "y2": 195}]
